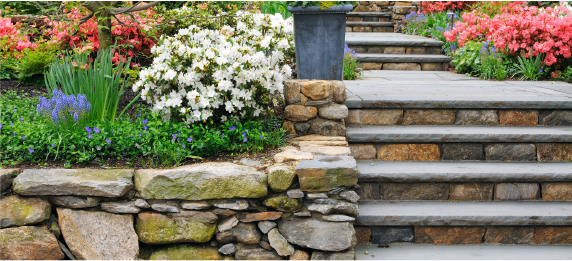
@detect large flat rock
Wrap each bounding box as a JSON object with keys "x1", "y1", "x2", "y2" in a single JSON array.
[
  {"x1": 277, "y1": 217, "x2": 356, "y2": 252},
  {"x1": 357, "y1": 161, "x2": 572, "y2": 182},
  {"x1": 136, "y1": 211, "x2": 217, "y2": 244},
  {"x1": 357, "y1": 54, "x2": 451, "y2": 63},
  {"x1": 0, "y1": 226, "x2": 65, "y2": 260},
  {"x1": 345, "y1": 32, "x2": 443, "y2": 46},
  {"x1": 356, "y1": 201, "x2": 572, "y2": 226},
  {"x1": 0, "y1": 195, "x2": 51, "y2": 228},
  {"x1": 295, "y1": 156, "x2": 358, "y2": 192},
  {"x1": 13, "y1": 169, "x2": 134, "y2": 197},
  {"x1": 346, "y1": 126, "x2": 572, "y2": 143},
  {"x1": 135, "y1": 163, "x2": 267, "y2": 200}
]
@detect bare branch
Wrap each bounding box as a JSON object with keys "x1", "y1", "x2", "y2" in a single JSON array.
[
  {"x1": 157, "y1": 14, "x2": 238, "y2": 27},
  {"x1": 78, "y1": 12, "x2": 94, "y2": 24},
  {"x1": 109, "y1": 1, "x2": 160, "y2": 15},
  {"x1": 112, "y1": 14, "x2": 126, "y2": 26},
  {"x1": 126, "y1": 13, "x2": 141, "y2": 25}
]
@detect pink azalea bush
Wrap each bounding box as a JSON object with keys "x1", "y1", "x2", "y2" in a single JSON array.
[
  {"x1": 0, "y1": 17, "x2": 37, "y2": 55},
  {"x1": 444, "y1": 4, "x2": 572, "y2": 66}
]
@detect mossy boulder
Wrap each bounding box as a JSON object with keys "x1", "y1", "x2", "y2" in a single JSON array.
[
  {"x1": 135, "y1": 163, "x2": 268, "y2": 200},
  {"x1": 136, "y1": 211, "x2": 217, "y2": 244},
  {"x1": 263, "y1": 195, "x2": 302, "y2": 212},
  {"x1": 0, "y1": 195, "x2": 51, "y2": 228},
  {"x1": 13, "y1": 168, "x2": 134, "y2": 197},
  {"x1": 150, "y1": 244, "x2": 222, "y2": 260},
  {"x1": 267, "y1": 164, "x2": 296, "y2": 193},
  {"x1": 0, "y1": 226, "x2": 65, "y2": 260}
]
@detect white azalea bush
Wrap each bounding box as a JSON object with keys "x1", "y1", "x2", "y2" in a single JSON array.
[{"x1": 133, "y1": 13, "x2": 294, "y2": 123}]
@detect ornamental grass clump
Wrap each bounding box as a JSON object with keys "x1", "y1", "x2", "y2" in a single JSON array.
[{"x1": 37, "y1": 89, "x2": 91, "y2": 128}]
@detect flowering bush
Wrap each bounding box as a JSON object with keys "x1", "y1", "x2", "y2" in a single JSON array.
[
  {"x1": 421, "y1": 1, "x2": 473, "y2": 14},
  {"x1": 444, "y1": 5, "x2": 572, "y2": 66},
  {"x1": 0, "y1": 17, "x2": 36, "y2": 54},
  {"x1": 133, "y1": 13, "x2": 294, "y2": 124},
  {"x1": 159, "y1": 2, "x2": 241, "y2": 36},
  {"x1": 37, "y1": 89, "x2": 91, "y2": 127},
  {"x1": 343, "y1": 44, "x2": 361, "y2": 80}
]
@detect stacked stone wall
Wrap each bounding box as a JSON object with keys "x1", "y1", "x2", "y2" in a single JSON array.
[{"x1": 349, "y1": 1, "x2": 421, "y2": 32}]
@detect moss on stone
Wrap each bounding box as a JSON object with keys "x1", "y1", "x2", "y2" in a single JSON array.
[
  {"x1": 267, "y1": 165, "x2": 297, "y2": 193},
  {"x1": 149, "y1": 244, "x2": 222, "y2": 260},
  {"x1": 0, "y1": 195, "x2": 51, "y2": 227},
  {"x1": 263, "y1": 195, "x2": 301, "y2": 212},
  {"x1": 135, "y1": 213, "x2": 216, "y2": 244}
]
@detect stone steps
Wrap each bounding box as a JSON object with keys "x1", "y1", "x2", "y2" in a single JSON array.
[
  {"x1": 354, "y1": 245, "x2": 572, "y2": 260},
  {"x1": 355, "y1": 54, "x2": 450, "y2": 71},
  {"x1": 346, "y1": 20, "x2": 394, "y2": 33}
]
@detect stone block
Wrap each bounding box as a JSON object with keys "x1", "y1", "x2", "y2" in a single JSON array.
[
  {"x1": 101, "y1": 201, "x2": 140, "y2": 214},
  {"x1": 376, "y1": 1, "x2": 390, "y2": 6},
  {"x1": 379, "y1": 183, "x2": 449, "y2": 200},
  {"x1": 394, "y1": 6, "x2": 417, "y2": 14},
  {"x1": 49, "y1": 196, "x2": 100, "y2": 208},
  {"x1": 295, "y1": 156, "x2": 358, "y2": 192},
  {"x1": 499, "y1": 110, "x2": 538, "y2": 126},
  {"x1": 402, "y1": 109, "x2": 456, "y2": 125},
  {"x1": 297, "y1": 140, "x2": 348, "y2": 148},
  {"x1": 415, "y1": 227, "x2": 486, "y2": 245},
  {"x1": 379, "y1": 17, "x2": 391, "y2": 22},
  {"x1": 331, "y1": 81, "x2": 346, "y2": 104},
  {"x1": 382, "y1": 63, "x2": 421, "y2": 70},
  {"x1": 394, "y1": 1, "x2": 413, "y2": 6},
  {"x1": 355, "y1": 227, "x2": 371, "y2": 245},
  {"x1": 274, "y1": 149, "x2": 314, "y2": 163},
  {"x1": 541, "y1": 183, "x2": 572, "y2": 201},
  {"x1": 421, "y1": 63, "x2": 444, "y2": 71},
  {"x1": 285, "y1": 105, "x2": 318, "y2": 122},
  {"x1": 353, "y1": 5, "x2": 371, "y2": 12},
  {"x1": 216, "y1": 222, "x2": 262, "y2": 244},
  {"x1": 310, "y1": 249, "x2": 354, "y2": 260},
  {"x1": 484, "y1": 227, "x2": 534, "y2": 244},
  {"x1": 0, "y1": 195, "x2": 51, "y2": 228},
  {"x1": 537, "y1": 143, "x2": 572, "y2": 162},
  {"x1": 495, "y1": 183, "x2": 540, "y2": 200},
  {"x1": 308, "y1": 118, "x2": 346, "y2": 136},
  {"x1": 283, "y1": 120, "x2": 296, "y2": 135},
  {"x1": 0, "y1": 169, "x2": 18, "y2": 191},
  {"x1": 135, "y1": 163, "x2": 268, "y2": 200},
  {"x1": 384, "y1": 47, "x2": 405, "y2": 54},
  {"x1": 301, "y1": 146, "x2": 351, "y2": 156},
  {"x1": 263, "y1": 195, "x2": 302, "y2": 212},
  {"x1": 0, "y1": 226, "x2": 65, "y2": 260},
  {"x1": 268, "y1": 228, "x2": 295, "y2": 256},
  {"x1": 349, "y1": 143, "x2": 377, "y2": 160},
  {"x1": 292, "y1": 135, "x2": 346, "y2": 142},
  {"x1": 235, "y1": 249, "x2": 281, "y2": 260},
  {"x1": 377, "y1": 144, "x2": 441, "y2": 161},
  {"x1": 534, "y1": 227, "x2": 572, "y2": 245},
  {"x1": 284, "y1": 80, "x2": 301, "y2": 104},
  {"x1": 150, "y1": 244, "x2": 222, "y2": 260},
  {"x1": 539, "y1": 110, "x2": 572, "y2": 126},
  {"x1": 485, "y1": 144, "x2": 536, "y2": 162},
  {"x1": 363, "y1": 27, "x2": 373, "y2": 32},
  {"x1": 136, "y1": 211, "x2": 217, "y2": 244},
  {"x1": 346, "y1": 26, "x2": 353, "y2": 32},
  {"x1": 301, "y1": 81, "x2": 330, "y2": 100},
  {"x1": 294, "y1": 122, "x2": 311, "y2": 136},
  {"x1": 267, "y1": 164, "x2": 297, "y2": 193},
  {"x1": 441, "y1": 143, "x2": 484, "y2": 161},
  {"x1": 406, "y1": 47, "x2": 426, "y2": 54},
  {"x1": 278, "y1": 217, "x2": 357, "y2": 252},
  {"x1": 301, "y1": 94, "x2": 309, "y2": 105},
  {"x1": 346, "y1": 17, "x2": 361, "y2": 22},
  {"x1": 355, "y1": 182, "x2": 379, "y2": 200},
  {"x1": 346, "y1": 109, "x2": 403, "y2": 125},
  {"x1": 371, "y1": 227, "x2": 414, "y2": 245},
  {"x1": 367, "y1": 46, "x2": 384, "y2": 53},
  {"x1": 305, "y1": 198, "x2": 359, "y2": 217},
  {"x1": 359, "y1": 63, "x2": 383, "y2": 70},
  {"x1": 449, "y1": 183, "x2": 493, "y2": 201},
  {"x1": 455, "y1": 110, "x2": 499, "y2": 126},
  {"x1": 319, "y1": 104, "x2": 348, "y2": 120}
]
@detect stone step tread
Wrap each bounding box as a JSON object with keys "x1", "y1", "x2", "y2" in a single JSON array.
[
  {"x1": 347, "y1": 12, "x2": 392, "y2": 17},
  {"x1": 354, "y1": 245, "x2": 572, "y2": 260},
  {"x1": 356, "y1": 53, "x2": 451, "y2": 63},
  {"x1": 346, "y1": 32, "x2": 444, "y2": 47},
  {"x1": 356, "y1": 201, "x2": 572, "y2": 226},
  {"x1": 346, "y1": 22, "x2": 395, "y2": 27},
  {"x1": 346, "y1": 126, "x2": 572, "y2": 143},
  {"x1": 357, "y1": 161, "x2": 572, "y2": 182}
]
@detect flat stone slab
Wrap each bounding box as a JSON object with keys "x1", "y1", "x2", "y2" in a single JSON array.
[
  {"x1": 356, "y1": 201, "x2": 572, "y2": 226},
  {"x1": 295, "y1": 156, "x2": 358, "y2": 192},
  {"x1": 357, "y1": 161, "x2": 572, "y2": 182},
  {"x1": 13, "y1": 169, "x2": 134, "y2": 197},
  {"x1": 355, "y1": 245, "x2": 572, "y2": 260},
  {"x1": 346, "y1": 22, "x2": 394, "y2": 27},
  {"x1": 345, "y1": 33, "x2": 443, "y2": 46},
  {"x1": 357, "y1": 54, "x2": 451, "y2": 63},
  {"x1": 346, "y1": 12, "x2": 391, "y2": 17},
  {"x1": 346, "y1": 126, "x2": 572, "y2": 143},
  {"x1": 344, "y1": 71, "x2": 572, "y2": 109}
]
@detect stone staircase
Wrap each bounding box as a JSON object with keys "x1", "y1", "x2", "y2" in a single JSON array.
[
  {"x1": 343, "y1": 70, "x2": 572, "y2": 259},
  {"x1": 346, "y1": 12, "x2": 394, "y2": 32}
]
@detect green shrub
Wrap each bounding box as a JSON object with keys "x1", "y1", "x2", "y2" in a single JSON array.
[
  {"x1": 450, "y1": 41, "x2": 483, "y2": 74},
  {"x1": 158, "y1": 2, "x2": 242, "y2": 36},
  {"x1": 261, "y1": 1, "x2": 292, "y2": 18},
  {"x1": 13, "y1": 41, "x2": 59, "y2": 86},
  {"x1": 343, "y1": 44, "x2": 362, "y2": 80},
  {"x1": 514, "y1": 51, "x2": 547, "y2": 81}
]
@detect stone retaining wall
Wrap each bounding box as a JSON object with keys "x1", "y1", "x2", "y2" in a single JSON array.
[
  {"x1": 349, "y1": 1, "x2": 421, "y2": 30},
  {"x1": 0, "y1": 136, "x2": 361, "y2": 260}
]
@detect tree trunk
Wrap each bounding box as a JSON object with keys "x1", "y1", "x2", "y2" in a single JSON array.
[{"x1": 85, "y1": 1, "x2": 118, "y2": 51}]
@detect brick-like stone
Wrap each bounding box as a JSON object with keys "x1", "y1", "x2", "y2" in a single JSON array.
[
  {"x1": 136, "y1": 211, "x2": 217, "y2": 244},
  {"x1": 541, "y1": 183, "x2": 572, "y2": 201},
  {"x1": 371, "y1": 227, "x2": 414, "y2": 245},
  {"x1": 406, "y1": 47, "x2": 426, "y2": 54},
  {"x1": 239, "y1": 212, "x2": 282, "y2": 222},
  {"x1": 415, "y1": 227, "x2": 486, "y2": 245},
  {"x1": 295, "y1": 156, "x2": 358, "y2": 192},
  {"x1": 402, "y1": 110, "x2": 455, "y2": 125},
  {"x1": 499, "y1": 110, "x2": 538, "y2": 126},
  {"x1": 346, "y1": 17, "x2": 361, "y2": 22},
  {"x1": 485, "y1": 144, "x2": 536, "y2": 162},
  {"x1": 455, "y1": 110, "x2": 499, "y2": 126},
  {"x1": 367, "y1": 46, "x2": 384, "y2": 53},
  {"x1": 355, "y1": 182, "x2": 379, "y2": 200},
  {"x1": 0, "y1": 226, "x2": 65, "y2": 260},
  {"x1": 495, "y1": 183, "x2": 540, "y2": 200},
  {"x1": 384, "y1": 47, "x2": 405, "y2": 54},
  {"x1": 449, "y1": 183, "x2": 493, "y2": 201},
  {"x1": 537, "y1": 143, "x2": 572, "y2": 162},
  {"x1": 394, "y1": 6, "x2": 417, "y2": 14},
  {"x1": 359, "y1": 63, "x2": 382, "y2": 70},
  {"x1": 382, "y1": 63, "x2": 421, "y2": 70},
  {"x1": 353, "y1": 5, "x2": 371, "y2": 12},
  {"x1": 297, "y1": 140, "x2": 348, "y2": 148},
  {"x1": 291, "y1": 135, "x2": 346, "y2": 142},
  {"x1": 349, "y1": 144, "x2": 377, "y2": 160},
  {"x1": 534, "y1": 227, "x2": 572, "y2": 245},
  {"x1": 421, "y1": 63, "x2": 444, "y2": 71},
  {"x1": 354, "y1": 227, "x2": 371, "y2": 245},
  {"x1": 377, "y1": 144, "x2": 441, "y2": 161},
  {"x1": 539, "y1": 110, "x2": 572, "y2": 126},
  {"x1": 441, "y1": 143, "x2": 484, "y2": 161},
  {"x1": 319, "y1": 104, "x2": 348, "y2": 120},
  {"x1": 346, "y1": 109, "x2": 403, "y2": 125},
  {"x1": 379, "y1": 183, "x2": 449, "y2": 200},
  {"x1": 331, "y1": 81, "x2": 346, "y2": 104},
  {"x1": 284, "y1": 80, "x2": 301, "y2": 104},
  {"x1": 301, "y1": 81, "x2": 330, "y2": 100},
  {"x1": 308, "y1": 118, "x2": 346, "y2": 136},
  {"x1": 484, "y1": 227, "x2": 534, "y2": 244},
  {"x1": 285, "y1": 105, "x2": 318, "y2": 122}
]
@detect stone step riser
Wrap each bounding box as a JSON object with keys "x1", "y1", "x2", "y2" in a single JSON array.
[
  {"x1": 349, "y1": 143, "x2": 572, "y2": 162},
  {"x1": 346, "y1": 26, "x2": 394, "y2": 33},
  {"x1": 355, "y1": 182, "x2": 572, "y2": 202},
  {"x1": 347, "y1": 17, "x2": 391, "y2": 22},
  {"x1": 358, "y1": 62, "x2": 447, "y2": 71},
  {"x1": 349, "y1": 45, "x2": 442, "y2": 55},
  {"x1": 345, "y1": 109, "x2": 572, "y2": 127},
  {"x1": 355, "y1": 226, "x2": 572, "y2": 246}
]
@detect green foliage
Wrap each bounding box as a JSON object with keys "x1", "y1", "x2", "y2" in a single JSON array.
[
  {"x1": 261, "y1": 1, "x2": 292, "y2": 18},
  {"x1": 0, "y1": 54, "x2": 17, "y2": 80},
  {"x1": 13, "y1": 42, "x2": 59, "y2": 86},
  {"x1": 557, "y1": 66, "x2": 572, "y2": 82},
  {"x1": 159, "y1": 2, "x2": 242, "y2": 36},
  {"x1": 343, "y1": 54, "x2": 362, "y2": 80},
  {"x1": 450, "y1": 41, "x2": 483, "y2": 74},
  {"x1": 403, "y1": 11, "x2": 460, "y2": 54},
  {"x1": 514, "y1": 51, "x2": 547, "y2": 81},
  {"x1": 45, "y1": 46, "x2": 132, "y2": 123},
  {"x1": 0, "y1": 90, "x2": 286, "y2": 166},
  {"x1": 0, "y1": 1, "x2": 41, "y2": 16},
  {"x1": 478, "y1": 55, "x2": 508, "y2": 81}
]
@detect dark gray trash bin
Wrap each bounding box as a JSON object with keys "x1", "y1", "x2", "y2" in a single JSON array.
[{"x1": 288, "y1": 4, "x2": 353, "y2": 80}]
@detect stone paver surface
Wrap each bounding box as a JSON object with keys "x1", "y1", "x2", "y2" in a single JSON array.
[{"x1": 345, "y1": 33, "x2": 443, "y2": 46}]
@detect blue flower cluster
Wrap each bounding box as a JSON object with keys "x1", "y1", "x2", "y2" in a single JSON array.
[
  {"x1": 405, "y1": 12, "x2": 426, "y2": 23},
  {"x1": 480, "y1": 41, "x2": 498, "y2": 57},
  {"x1": 37, "y1": 89, "x2": 91, "y2": 125},
  {"x1": 344, "y1": 44, "x2": 357, "y2": 58},
  {"x1": 435, "y1": 26, "x2": 452, "y2": 32}
]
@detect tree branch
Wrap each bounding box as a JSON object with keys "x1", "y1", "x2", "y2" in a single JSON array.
[
  {"x1": 109, "y1": 1, "x2": 159, "y2": 15},
  {"x1": 157, "y1": 14, "x2": 238, "y2": 27}
]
